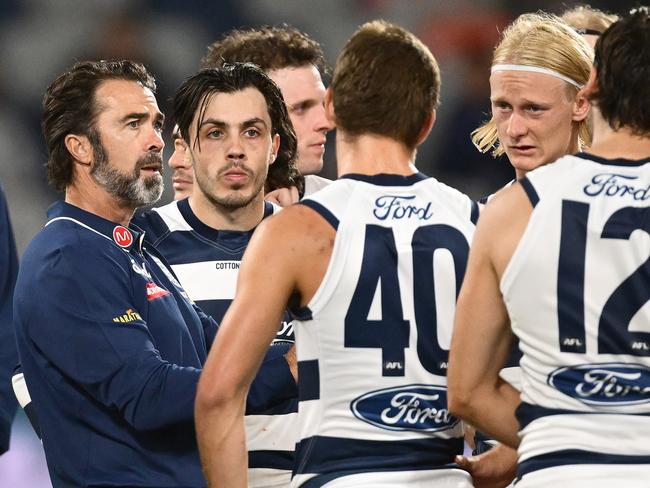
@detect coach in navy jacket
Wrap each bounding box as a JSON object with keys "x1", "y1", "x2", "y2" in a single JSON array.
[{"x1": 13, "y1": 60, "x2": 295, "y2": 488}]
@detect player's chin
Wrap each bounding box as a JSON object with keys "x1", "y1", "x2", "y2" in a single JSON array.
[
  {"x1": 301, "y1": 157, "x2": 324, "y2": 176},
  {"x1": 511, "y1": 157, "x2": 546, "y2": 174}
]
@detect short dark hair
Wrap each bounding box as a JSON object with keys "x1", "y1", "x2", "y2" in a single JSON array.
[
  {"x1": 592, "y1": 8, "x2": 650, "y2": 135},
  {"x1": 331, "y1": 20, "x2": 440, "y2": 149},
  {"x1": 42, "y1": 60, "x2": 156, "y2": 192},
  {"x1": 173, "y1": 63, "x2": 300, "y2": 192},
  {"x1": 201, "y1": 25, "x2": 326, "y2": 74}
]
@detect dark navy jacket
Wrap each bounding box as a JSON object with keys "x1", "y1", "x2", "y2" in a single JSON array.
[
  {"x1": 0, "y1": 183, "x2": 18, "y2": 454},
  {"x1": 14, "y1": 201, "x2": 214, "y2": 487}
]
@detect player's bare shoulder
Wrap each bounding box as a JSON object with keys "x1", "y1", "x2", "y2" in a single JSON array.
[
  {"x1": 257, "y1": 202, "x2": 336, "y2": 255},
  {"x1": 476, "y1": 182, "x2": 534, "y2": 278}
]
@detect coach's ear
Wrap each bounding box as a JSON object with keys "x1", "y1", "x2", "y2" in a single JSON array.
[
  {"x1": 415, "y1": 110, "x2": 436, "y2": 147},
  {"x1": 324, "y1": 87, "x2": 336, "y2": 128},
  {"x1": 64, "y1": 133, "x2": 93, "y2": 166}
]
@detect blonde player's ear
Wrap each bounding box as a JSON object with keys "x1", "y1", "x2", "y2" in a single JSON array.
[
  {"x1": 324, "y1": 87, "x2": 336, "y2": 128},
  {"x1": 575, "y1": 68, "x2": 597, "y2": 122},
  {"x1": 583, "y1": 67, "x2": 598, "y2": 97},
  {"x1": 415, "y1": 110, "x2": 436, "y2": 147}
]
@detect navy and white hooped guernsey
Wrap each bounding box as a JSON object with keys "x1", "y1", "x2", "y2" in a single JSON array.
[
  {"x1": 502, "y1": 153, "x2": 650, "y2": 487},
  {"x1": 291, "y1": 172, "x2": 477, "y2": 487},
  {"x1": 133, "y1": 198, "x2": 297, "y2": 488}
]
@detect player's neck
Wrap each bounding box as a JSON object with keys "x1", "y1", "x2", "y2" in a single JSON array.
[
  {"x1": 65, "y1": 178, "x2": 135, "y2": 227},
  {"x1": 335, "y1": 132, "x2": 418, "y2": 177},
  {"x1": 188, "y1": 190, "x2": 265, "y2": 232},
  {"x1": 588, "y1": 110, "x2": 650, "y2": 160}
]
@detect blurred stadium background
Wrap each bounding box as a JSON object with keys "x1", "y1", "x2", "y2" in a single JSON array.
[{"x1": 0, "y1": 0, "x2": 627, "y2": 485}]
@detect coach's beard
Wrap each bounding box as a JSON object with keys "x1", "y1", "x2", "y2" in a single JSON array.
[{"x1": 91, "y1": 149, "x2": 164, "y2": 207}]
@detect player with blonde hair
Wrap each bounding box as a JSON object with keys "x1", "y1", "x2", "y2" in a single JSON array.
[
  {"x1": 449, "y1": 8, "x2": 650, "y2": 486},
  {"x1": 457, "y1": 13, "x2": 593, "y2": 487},
  {"x1": 473, "y1": 13, "x2": 592, "y2": 183}
]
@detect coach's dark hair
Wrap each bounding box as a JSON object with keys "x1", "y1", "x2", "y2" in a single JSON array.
[
  {"x1": 201, "y1": 25, "x2": 326, "y2": 75},
  {"x1": 591, "y1": 7, "x2": 650, "y2": 135},
  {"x1": 331, "y1": 20, "x2": 440, "y2": 149},
  {"x1": 173, "y1": 63, "x2": 300, "y2": 193},
  {"x1": 42, "y1": 60, "x2": 156, "y2": 192}
]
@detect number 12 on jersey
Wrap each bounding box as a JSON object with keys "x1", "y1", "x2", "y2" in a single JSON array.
[{"x1": 558, "y1": 200, "x2": 650, "y2": 356}]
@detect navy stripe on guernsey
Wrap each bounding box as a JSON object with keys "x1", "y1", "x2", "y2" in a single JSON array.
[
  {"x1": 470, "y1": 200, "x2": 480, "y2": 224},
  {"x1": 517, "y1": 450, "x2": 650, "y2": 480},
  {"x1": 575, "y1": 151, "x2": 650, "y2": 167},
  {"x1": 290, "y1": 304, "x2": 313, "y2": 321},
  {"x1": 298, "y1": 360, "x2": 320, "y2": 401},
  {"x1": 519, "y1": 176, "x2": 539, "y2": 207},
  {"x1": 299, "y1": 200, "x2": 339, "y2": 230},
  {"x1": 294, "y1": 436, "x2": 463, "y2": 488},
  {"x1": 516, "y1": 401, "x2": 650, "y2": 431},
  {"x1": 249, "y1": 450, "x2": 294, "y2": 470},
  {"x1": 340, "y1": 172, "x2": 429, "y2": 186}
]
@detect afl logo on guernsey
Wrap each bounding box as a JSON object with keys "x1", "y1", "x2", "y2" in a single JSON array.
[
  {"x1": 549, "y1": 363, "x2": 650, "y2": 406},
  {"x1": 113, "y1": 226, "x2": 133, "y2": 248},
  {"x1": 351, "y1": 384, "x2": 459, "y2": 432}
]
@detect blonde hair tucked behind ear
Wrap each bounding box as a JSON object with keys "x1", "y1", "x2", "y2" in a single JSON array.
[{"x1": 472, "y1": 13, "x2": 593, "y2": 157}]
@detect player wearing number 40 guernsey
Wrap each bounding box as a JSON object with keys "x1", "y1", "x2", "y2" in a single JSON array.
[
  {"x1": 195, "y1": 20, "x2": 478, "y2": 488},
  {"x1": 133, "y1": 63, "x2": 301, "y2": 488},
  {"x1": 448, "y1": 8, "x2": 650, "y2": 488}
]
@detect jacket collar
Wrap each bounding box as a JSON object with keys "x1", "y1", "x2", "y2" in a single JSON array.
[{"x1": 46, "y1": 201, "x2": 145, "y2": 253}]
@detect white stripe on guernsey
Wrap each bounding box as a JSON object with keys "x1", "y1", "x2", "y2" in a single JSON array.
[
  {"x1": 171, "y1": 260, "x2": 239, "y2": 301},
  {"x1": 46, "y1": 217, "x2": 113, "y2": 242},
  {"x1": 292, "y1": 466, "x2": 472, "y2": 488},
  {"x1": 491, "y1": 64, "x2": 584, "y2": 89},
  {"x1": 245, "y1": 412, "x2": 298, "y2": 452},
  {"x1": 248, "y1": 468, "x2": 291, "y2": 488},
  {"x1": 499, "y1": 366, "x2": 521, "y2": 391},
  {"x1": 12, "y1": 373, "x2": 31, "y2": 408},
  {"x1": 519, "y1": 413, "x2": 650, "y2": 462},
  {"x1": 153, "y1": 202, "x2": 193, "y2": 232},
  {"x1": 514, "y1": 464, "x2": 650, "y2": 488}
]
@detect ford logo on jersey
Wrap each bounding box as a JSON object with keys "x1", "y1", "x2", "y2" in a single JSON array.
[
  {"x1": 548, "y1": 363, "x2": 650, "y2": 406},
  {"x1": 351, "y1": 384, "x2": 459, "y2": 432}
]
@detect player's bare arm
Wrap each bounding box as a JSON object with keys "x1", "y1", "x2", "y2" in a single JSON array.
[
  {"x1": 195, "y1": 203, "x2": 334, "y2": 487},
  {"x1": 448, "y1": 182, "x2": 532, "y2": 448}
]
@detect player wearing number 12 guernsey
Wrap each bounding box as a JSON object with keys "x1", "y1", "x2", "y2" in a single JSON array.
[
  {"x1": 195, "y1": 20, "x2": 477, "y2": 487},
  {"x1": 448, "y1": 8, "x2": 650, "y2": 487}
]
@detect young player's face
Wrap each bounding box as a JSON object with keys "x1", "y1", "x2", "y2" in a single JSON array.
[
  {"x1": 188, "y1": 87, "x2": 279, "y2": 210},
  {"x1": 91, "y1": 79, "x2": 165, "y2": 206},
  {"x1": 490, "y1": 70, "x2": 584, "y2": 179},
  {"x1": 268, "y1": 65, "x2": 331, "y2": 176},
  {"x1": 168, "y1": 124, "x2": 193, "y2": 200}
]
